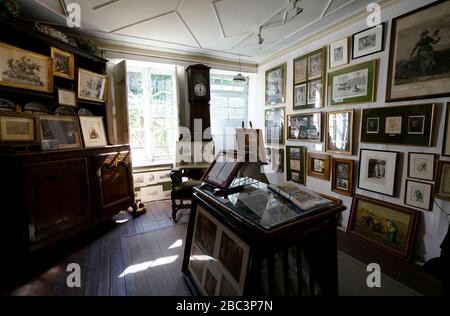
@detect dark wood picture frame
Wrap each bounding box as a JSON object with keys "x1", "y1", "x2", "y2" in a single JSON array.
[
  {"x1": 286, "y1": 146, "x2": 307, "y2": 185},
  {"x1": 443, "y1": 103, "x2": 450, "y2": 157},
  {"x1": 201, "y1": 151, "x2": 243, "y2": 190},
  {"x1": 435, "y1": 161, "x2": 450, "y2": 201},
  {"x1": 404, "y1": 179, "x2": 433, "y2": 211},
  {"x1": 407, "y1": 152, "x2": 436, "y2": 182},
  {"x1": 307, "y1": 152, "x2": 330, "y2": 181},
  {"x1": 347, "y1": 195, "x2": 418, "y2": 262},
  {"x1": 351, "y1": 22, "x2": 385, "y2": 60},
  {"x1": 332, "y1": 158, "x2": 354, "y2": 196},
  {"x1": 386, "y1": 0, "x2": 450, "y2": 102}
]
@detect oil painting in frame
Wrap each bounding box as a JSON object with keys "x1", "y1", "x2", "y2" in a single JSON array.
[
  {"x1": 347, "y1": 195, "x2": 418, "y2": 261},
  {"x1": 0, "y1": 42, "x2": 53, "y2": 93},
  {"x1": 326, "y1": 110, "x2": 353, "y2": 155},
  {"x1": 436, "y1": 161, "x2": 450, "y2": 201},
  {"x1": 404, "y1": 179, "x2": 433, "y2": 211},
  {"x1": 386, "y1": 1, "x2": 450, "y2": 102},
  {"x1": 51, "y1": 47, "x2": 74, "y2": 80},
  {"x1": 78, "y1": 68, "x2": 108, "y2": 103},
  {"x1": 0, "y1": 115, "x2": 35, "y2": 141},
  {"x1": 39, "y1": 115, "x2": 82, "y2": 150},
  {"x1": 265, "y1": 64, "x2": 286, "y2": 106},
  {"x1": 332, "y1": 158, "x2": 354, "y2": 196},
  {"x1": 407, "y1": 152, "x2": 435, "y2": 182},
  {"x1": 79, "y1": 116, "x2": 108, "y2": 148}
]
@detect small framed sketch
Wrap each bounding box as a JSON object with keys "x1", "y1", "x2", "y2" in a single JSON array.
[
  {"x1": 0, "y1": 115, "x2": 35, "y2": 142},
  {"x1": 326, "y1": 110, "x2": 353, "y2": 155},
  {"x1": 407, "y1": 153, "x2": 435, "y2": 182},
  {"x1": 436, "y1": 161, "x2": 450, "y2": 201},
  {"x1": 405, "y1": 180, "x2": 433, "y2": 211},
  {"x1": 265, "y1": 107, "x2": 285, "y2": 145},
  {"x1": 332, "y1": 158, "x2": 353, "y2": 196},
  {"x1": 39, "y1": 115, "x2": 83, "y2": 150},
  {"x1": 442, "y1": 103, "x2": 450, "y2": 157},
  {"x1": 352, "y1": 23, "x2": 385, "y2": 60},
  {"x1": 287, "y1": 112, "x2": 321, "y2": 142},
  {"x1": 329, "y1": 38, "x2": 349, "y2": 69},
  {"x1": 51, "y1": 47, "x2": 75, "y2": 80},
  {"x1": 78, "y1": 68, "x2": 108, "y2": 103},
  {"x1": 328, "y1": 60, "x2": 377, "y2": 106},
  {"x1": 293, "y1": 47, "x2": 326, "y2": 110},
  {"x1": 265, "y1": 64, "x2": 286, "y2": 106},
  {"x1": 358, "y1": 149, "x2": 399, "y2": 197},
  {"x1": 79, "y1": 116, "x2": 108, "y2": 148},
  {"x1": 286, "y1": 146, "x2": 307, "y2": 185},
  {"x1": 307, "y1": 153, "x2": 330, "y2": 181},
  {"x1": 58, "y1": 88, "x2": 76, "y2": 107},
  {"x1": 361, "y1": 104, "x2": 435, "y2": 146}
]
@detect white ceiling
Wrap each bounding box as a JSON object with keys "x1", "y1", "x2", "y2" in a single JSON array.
[{"x1": 15, "y1": 0, "x2": 385, "y2": 63}]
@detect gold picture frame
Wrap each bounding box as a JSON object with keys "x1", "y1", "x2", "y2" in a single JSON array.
[
  {"x1": 0, "y1": 42, "x2": 53, "y2": 93},
  {"x1": 51, "y1": 47, "x2": 75, "y2": 80},
  {"x1": 77, "y1": 68, "x2": 108, "y2": 103},
  {"x1": 0, "y1": 114, "x2": 35, "y2": 142},
  {"x1": 326, "y1": 110, "x2": 353, "y2": 155},
  {"x1": 307, "y1": 152, "x2": 330, "y2": 181},
  {"x1": 436, "y1": 161, "x2": 450, "y2": 202}
]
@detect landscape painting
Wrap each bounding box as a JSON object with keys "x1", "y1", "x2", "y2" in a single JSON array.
[
  {"x1": 348, "y1": 195, "x2": 418, "y2": 261},
  {"x1": 387, "y1": 1, "x2": 450, "y2": 101}
]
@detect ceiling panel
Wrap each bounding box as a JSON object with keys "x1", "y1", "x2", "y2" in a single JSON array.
[
  {"x1": 115, "y1": 12, "x2": 199, "y2": 48},
  {"x1": 324, "y1": 0, "x2": 354, "y2": 16}
]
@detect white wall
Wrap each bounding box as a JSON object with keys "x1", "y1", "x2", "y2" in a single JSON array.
[{"x1": 251, "y1": 0, "x2": 450, "y2": 263}]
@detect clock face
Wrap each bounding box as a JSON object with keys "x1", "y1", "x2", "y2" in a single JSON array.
[{"x1": 194, "y1": 82, "x2": 207, "y2": 97}]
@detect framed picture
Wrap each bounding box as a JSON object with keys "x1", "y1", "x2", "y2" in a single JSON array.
[
  {"x1": 287, "y1": 112, "x2": 321, "y2": 142},
  {"x1": 386, "y1": 1, "x2": 450, "y2": 102},
  {"x1": 352, "y1": 23, "x2": 385, "y2": 59},
  {"x1": 202, "y1": 151, "x2": 243, "y2": 190},
  {"x1": 360, "y1": 104, "x2": 435, "y2": 146},
  {"x1": 405, "y1": 180, "x2": 433, "y2": 211},
  {"x1": 265, "y1": 64, "x2": 286, "y2": 106},
  {"x1": 436, "y1": 161, "x2": 450, "y2": 201},
  {"x1": 307, "y1": 153, "x2": 330, "y2": 181},
  {"x1": 329, "y1": 38, "x2": 349, "y2": 69},
  {"x1": 286, "y1": 146, "x2": 307, "y2": 185},
  {"x1": 407, "y1": 152, "x2": 435, "y2": 181},
  {"x1": 265, "y1": 148, "x2": 284, "y2": 173},
  {"x1": 328, "y1": 60, "x2": 377, "y2": 106},
  {"x1": 78, "y1": 68, "x2": 108, "y2": 103},
  {"x1": 51, "y1": 47, "x2": 74, "y2": 80},
  {"x1": 332, "y1": 158, "x2": 354, "y2": 196},
  {"x1": 347, "y1": 195, "x2": 418, "y2": 261},
  {"x1": 293, "y1": 47, "x2": 326, "y2": 110},
  {"x1": 79, "y1": 116, "x2": 108, "y2": 148},
  {"x1": 0, "y1": 42, "x2": 53, "y2": 92},
  {"x1": 0, "y1": 115, "x2": 35, "y2": 141},
  {"x1": 187, "y1": 204, "x2": 250, "y2": 296},
  {"x1": 358, "y1": 149, "x2": 399, "y2": 197},
  {"x1": 443, "y1": 103, "x2": 450, "y2": 156},
  {"x1": 58, "y1": 88, "x2": 76, "y2": 107},
  {"x1": 39, "y1": 115, "x2": 82, "y2": 150},
  {"x1": 265, "y1": 107, "x2": 285, "y2": 145},
  {"x1": 326, "y1": 110, "x2": 353, "y2": 155}
]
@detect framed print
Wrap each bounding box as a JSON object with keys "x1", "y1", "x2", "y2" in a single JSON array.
[
  {"x1": 0, "y1": 115, "x2": 35, "y2": 141},
  {"x1": 307, "y1": 153, "x2": 330, "y2": 181},
  {"x1": 352, "y1": 23, "x2": 385, "y2": 59},
  {"x1": 436, "y1": 161, "x2": 450, "y2": 201},
  {"x1": 408, "y1": 152, "x2": 435, "y2": 181},
  {"x1": 287, "y1": 112, "x2": 321, "y2": 142},
  {"x1": 265, "y1": 64, "x2": 286, "y2": 106},
  {"x1": 361, "y1": 104, "x2": 434, "y2": 146},
  {"x1": 39, "y1": 115, "x2": 82, "y2": 150},
  {"x1": 265, "y1": 148, "x2": 284, "y2": 173},
  {"x1": 329, "y1": 38, "x2": 349, "y2": 69},
  {"x1": 332, "y1": 158, "x2": 354, "y2": 196},
  {"x1": 386, "y1": 1, "x2": 450, "y2": 102},
  {"x1": 293, "y1": 47, "x2": 326, "y2": 110},
  {"x1": 294, "y1": 84, "x2": 307, "y2": 108},
  {"x1": 78, "y1": 68, "x2": 108, "y2": 103},
  {"x1": 405, "y1": 180, "x2": 433, "y2": 211},
  {"x1": 358, "y1": 149, "x2": 399, "y2": 197},
  {"x1": 444, "y1": 104, "x2": 450, "y2": 156},
  {"x1": 326, "y1": 110, "x2": 353, "y2": 155},
  {"x1": 202, "y1": 151, "x2": 243, "y2": 190},
  {"x1": 286, "y1": 146, "x2": 307, "y2": 185},
  {"x1": 79, "y1": 116, "x2": 108, "y2": 148},
  {"x1": 51, "y1": 47, "x2": 74, "y2": 80},
  {"x1": 347, "y1": 195, "x2": 418, "y2": 261},
  {"x1": 58, "y1": 88, "x2": 76, "y2": 107},
  {"x1": 328, "y1": 60, "x2": 377, "y2": 106},
  {"x1": 265, "y1": 107, "x2": 285, "y2": 145},
  {"x1": 0, "y1": 42, "x2": 53, "y2": 92}
]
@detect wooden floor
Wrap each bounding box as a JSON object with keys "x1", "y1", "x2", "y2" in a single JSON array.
[{"x1": 3, "y1": 200, "x2": 190, "y2": 296}]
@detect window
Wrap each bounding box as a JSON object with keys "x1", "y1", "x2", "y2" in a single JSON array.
[
  {"x1": 127, "y1": 62, "x2": 178, "y2": 167},
  {"x1": 210, "y1": 73, "x2": 249, "y2": 152}
]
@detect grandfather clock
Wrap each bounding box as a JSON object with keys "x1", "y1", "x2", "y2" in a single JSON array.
[{"x1": 186, "y1": 64, "x2": 212, "y2": 141}]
